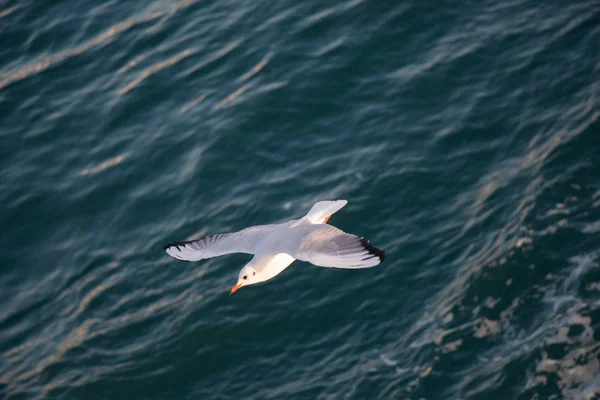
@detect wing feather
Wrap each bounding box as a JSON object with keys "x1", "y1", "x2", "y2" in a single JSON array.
[
  {"x1": 164, "y1": 226, "x2": 269, "y2": 262},
  {"x1": 288, "y1": 225, "x2": 385, "y2": 269}
]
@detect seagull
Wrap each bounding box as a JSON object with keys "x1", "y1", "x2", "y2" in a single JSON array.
[{"x1": 164, "y1": 200, "x2": 385, "y2": 294}]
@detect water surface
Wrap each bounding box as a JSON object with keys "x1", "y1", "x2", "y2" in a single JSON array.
[{"x1": 1, "y1": 0, "x2": 600, "y2": 398}]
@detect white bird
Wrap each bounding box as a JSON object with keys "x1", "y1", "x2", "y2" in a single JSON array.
[{"x1": 164, "y1": 200, "x2": 385, "y2": 294}]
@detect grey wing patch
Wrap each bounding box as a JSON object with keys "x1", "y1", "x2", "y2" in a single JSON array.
[
  {"x1": 293, "y1": 227, "x2": 385, "y2": 269},
  {"x1": 164, "y1": 225, "x2": 270, "y2": 262},
  {"x1": 164, "y1": 233, "x2": 233, "y2": 261}
]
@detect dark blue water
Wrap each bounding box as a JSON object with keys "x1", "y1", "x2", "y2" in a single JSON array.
[{"x1": 1, "y1": 0, "x2": 600, "y2": 398}]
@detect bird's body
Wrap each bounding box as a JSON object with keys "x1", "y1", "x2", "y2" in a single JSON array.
[{"x1": 164, "y1": 200, "x2": 385, "y2": 293}]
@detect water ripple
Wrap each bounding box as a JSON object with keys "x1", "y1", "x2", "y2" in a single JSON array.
[{"x1": 1, "y1": 0, "x2": 600, "y2": 398}]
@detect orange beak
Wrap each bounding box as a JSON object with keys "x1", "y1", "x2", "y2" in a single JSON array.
[{"x1": 230, "y1": 283, "x2": 242, "y2": 295}]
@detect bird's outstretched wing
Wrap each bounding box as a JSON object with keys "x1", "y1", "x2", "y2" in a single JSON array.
[
  {"x1": 287, "y1": 224, "x2": 385, "y2": 269},
  {"x1": 164, "y1": 226, "x2": 270, "y2": 262}
]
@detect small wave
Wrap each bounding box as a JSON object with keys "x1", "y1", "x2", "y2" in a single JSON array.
[
  {"x1": 80, "y1": 153, "x2": 128, "y2": 176},
  {"x1": 213, "y1": 83, "x2": 252, "y2": 110},
  {"x1": 117, "y1": 49, "x2": 195, "y2": 95}
]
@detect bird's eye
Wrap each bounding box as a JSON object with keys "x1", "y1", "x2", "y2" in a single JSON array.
[
  {"x1": 243, "y1": 275, "x2": 247, "y2": 280},
  {"x1": 253, "y1": 271, "x2": 256, "y2": 276}
]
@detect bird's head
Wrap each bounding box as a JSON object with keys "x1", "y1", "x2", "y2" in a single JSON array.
[{"x1": 230, "y1": 264, "x2": 262, "y2": 294}]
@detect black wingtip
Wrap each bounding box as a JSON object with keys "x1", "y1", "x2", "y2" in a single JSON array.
[
  {"x1": 164, "y1": 241, "x2": 189, "y2": 251},
  {"x1": 164, "y1": 243, "x2": 176, "y2": 251},
  {"x1": 360, "y1": 238, "x2": 386, "y2": 262},
  {"x1": 163, "y1": 242, "x2": 190, "y2": 262}
]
